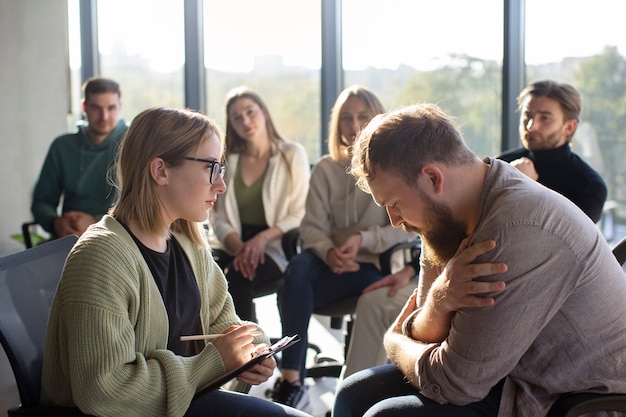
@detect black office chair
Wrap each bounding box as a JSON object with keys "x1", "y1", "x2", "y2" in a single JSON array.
[
  {"x1": 20, "y1": 221, "x2": 51, "y2": 249},
  {"x1": 547, "y1": 236, "x2": 626, "y2": 417},
  {"x1": 20, "y1": 221, "x2": 38, "y2": 249},
  {"x1": 280, "y1": 228, "x2": 421, "y2": 379},
  {"x1": 0, "y1": 235, "x2": 92, "y2": 416}
]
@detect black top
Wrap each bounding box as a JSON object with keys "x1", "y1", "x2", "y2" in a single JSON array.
[
  {"x1": 123, "y1": 226, "x2": 202, "y2": 356},
  {"x1": 497, "y1": 144, "x2": 607, "y2": 223}
]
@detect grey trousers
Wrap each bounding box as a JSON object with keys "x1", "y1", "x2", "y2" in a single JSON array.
[{"x1": 342, "y1": 277, "x2": 418, "y2": 377}]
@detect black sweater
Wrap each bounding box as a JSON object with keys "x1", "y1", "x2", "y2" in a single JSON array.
[{"x1": 497, "y1": 144, "x2": 607, "y2": 223}]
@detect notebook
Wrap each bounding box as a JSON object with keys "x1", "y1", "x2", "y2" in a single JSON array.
[{"x1": 195, "y1": 334, "x2": 300, "y2": 395}]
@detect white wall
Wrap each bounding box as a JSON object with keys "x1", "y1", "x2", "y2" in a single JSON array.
[{"x1": 0, "y1": 0, "x2": 70, "y2": 256}]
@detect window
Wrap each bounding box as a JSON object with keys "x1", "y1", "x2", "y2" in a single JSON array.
[
  {"x1": 203, "y1": 0, "x2": 322, "y2": 162},
  {"x1": 67, "y1": 0, "x2": 82, "y2": 127},
  {"x1": 96, "y1": 0, "x2": 185, "y2": 121},
  {"x1": 66, "y1": 0, "x2": 626, "y2": 242},
  {"x1": 526, "y1": 0, "x2": 626, "y2": 238},
  {"x1": 342, "y1": 0, "x2": 503, "y2": 159}
]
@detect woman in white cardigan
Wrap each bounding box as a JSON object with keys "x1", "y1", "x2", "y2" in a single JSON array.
[{"x1": 209, "y1": 86, "x2": 310, "y2": 322}]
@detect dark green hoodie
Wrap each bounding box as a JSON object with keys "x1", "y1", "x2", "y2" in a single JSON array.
[{"x1": 31, "y1": 119, "x2": 128, "y2": 234}]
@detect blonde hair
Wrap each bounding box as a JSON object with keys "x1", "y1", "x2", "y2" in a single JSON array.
[
  {"x1": 328, "y1": 85, "x2": 385, "y2": 161},
  {"x1": 111, "y1": 107, "x2": 223, "y2": 246}
]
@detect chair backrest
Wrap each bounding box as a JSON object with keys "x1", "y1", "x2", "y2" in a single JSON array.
[{"x1": 0, "y1": 235, "x2": 77, "y2": 407}]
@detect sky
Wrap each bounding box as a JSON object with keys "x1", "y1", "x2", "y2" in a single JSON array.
[
  {"x1": 69, "y1": 0, "x2": 626, "y2": 73},
  {"x1": 524, "y1": 0, "x2": 626, "y2": 65}
]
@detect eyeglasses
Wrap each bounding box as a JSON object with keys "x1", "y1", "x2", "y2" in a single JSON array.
[{"x1": 184, "y1": 157, "x2": 225, "y2": 184}]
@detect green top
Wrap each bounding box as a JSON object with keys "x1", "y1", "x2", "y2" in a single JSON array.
[
  {"x1": 31, "y1": 120, "x2": 128, "y2": 233},
  {"x1": 41, "y1": 215, "x2": 269, "y2": 417},
  {"x1": 234, "y1": 159, "x2": 268, "y2": 226}
]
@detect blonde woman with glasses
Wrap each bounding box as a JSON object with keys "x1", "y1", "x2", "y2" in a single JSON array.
[{"x1": 41, "y1": 107, "x2": 312, "y2": 417}]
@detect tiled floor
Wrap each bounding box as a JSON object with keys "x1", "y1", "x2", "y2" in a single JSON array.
[{"x1": 0, "y1": 294, "x2": 345, "y2": 417}]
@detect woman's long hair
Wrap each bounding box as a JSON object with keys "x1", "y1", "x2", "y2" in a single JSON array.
[
  {"x1": 223, "y1": 86, "x2": 284, "y2": 156},
  {"x1": 328, "y1": 85, "x2": 385, "y2": 162}
]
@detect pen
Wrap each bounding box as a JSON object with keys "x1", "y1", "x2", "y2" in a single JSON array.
[{"x1": 180, "y1": 330, "x2": 263, "y2": 342}]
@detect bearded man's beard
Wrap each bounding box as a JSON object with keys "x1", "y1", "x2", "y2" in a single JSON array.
[
  {"x1": 402, "y1": 198, "x2": 467, "y2": 268},
  {"x1": 522, "y1": 126, "x2": 565, "y2": 151}
]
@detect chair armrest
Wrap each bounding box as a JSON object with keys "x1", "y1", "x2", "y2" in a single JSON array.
[
  {"x1": 281, "y1": 228, "x2": 302, "y2": 261},
  {"x1": 548, "y1": 392, "x2": 626, "y2": 417},
  {"x1": 379, "y1": 239, "x2": 421, "y2": 276},
  {"x1": 21, "y1": 221, "x2": 38, "y2": 249}
]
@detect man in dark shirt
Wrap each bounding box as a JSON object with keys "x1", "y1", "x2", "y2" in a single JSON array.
[
  {"x1": 498, "y1": 80, "x2": 607, "y2": 223},
  {"x1": 31, "y1": 77, "x2": 127, "y2": 238}
]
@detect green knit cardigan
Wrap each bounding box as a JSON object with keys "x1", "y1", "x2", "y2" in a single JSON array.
[{"x1": 41, "y1": 215, "x2": 268, "y2": 417}]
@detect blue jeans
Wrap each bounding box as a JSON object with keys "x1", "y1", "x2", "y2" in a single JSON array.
[
  {"x1": 185, "y1": 388, "x2": 311, "y2": 416},
  {"x1": 277, "y1": 250, "x2": 383, "y2": 380},
  {"x1": 333, "y1": 365, "x2": 503, "y2": 417}
]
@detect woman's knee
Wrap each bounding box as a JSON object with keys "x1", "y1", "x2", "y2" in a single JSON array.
[
  {"x1": 188, "y1": 389, "x2": 309, "y2": 417},
  {"x1": 287, "y1": 251, "x2": 321, "y2": 270}
]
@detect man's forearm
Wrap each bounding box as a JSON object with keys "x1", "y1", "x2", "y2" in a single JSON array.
[
  {"x1": 383, "y1": 331, "x2": 427, "y2": 387},
  {"x1": 31, "y1": 202, "x2": 59, "y2": 234},
  {"x1": 405, "y1": 291, "x2": 455, "y2": 344}
]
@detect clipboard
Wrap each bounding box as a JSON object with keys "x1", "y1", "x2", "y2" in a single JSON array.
[{"x1": 195, "y1": 334, "x2": 300, "y2": 396}]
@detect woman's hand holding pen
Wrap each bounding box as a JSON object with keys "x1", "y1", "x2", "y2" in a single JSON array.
[
  {"x1": 209, "y1": 324, "x2": 276, "y2": 385},
  {"x1": 183, "y1": 324, "x2": 275, "y2": 386},
  {"x1": 211, "y1": 324, "x2": 260, "y2": 371}
]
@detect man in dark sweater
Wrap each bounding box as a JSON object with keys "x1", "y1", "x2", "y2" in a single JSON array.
[
  {"x1": 31, "y1": 77, "x2": 128, "y2": 238},
  {"x1": 497, "y1": 80, "x2": 607, "y2": 223}
]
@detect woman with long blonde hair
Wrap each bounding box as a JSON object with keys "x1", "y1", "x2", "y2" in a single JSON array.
[
  {"x1": 209, "y1": 86, "x2": 310, "y2": 323},
  {"x1": 270, "y1": 86, "x2": 417, "y2": 411}
]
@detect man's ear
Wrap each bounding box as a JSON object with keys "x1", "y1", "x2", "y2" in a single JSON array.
[
  {"x1": 564, "y1": 119, "x2": 578, "y2": 138},
  {"x1": 81, "y1": 100, "x2": 87, "y2": 113},
  {"x1": 150, "y1": 157, "x2": 169, "y2": 186},
  {"x1": 421, "y1": 163, "x2": 444, "y2": 194}
]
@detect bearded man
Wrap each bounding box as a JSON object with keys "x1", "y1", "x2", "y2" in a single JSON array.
[
  {"x1": 331, "y1": 102, "x2": 626, "y2": 417},
  {"x1": 498, "y1": 80, "x2": 606, "y2": 223}
]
